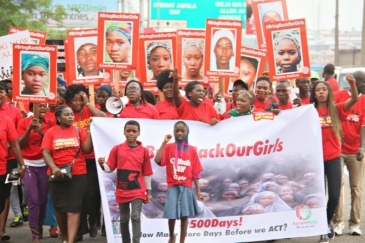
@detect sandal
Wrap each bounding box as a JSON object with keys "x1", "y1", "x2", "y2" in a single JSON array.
[{"x1": 0, "y1": 232, "x2": 11, "y2": 241}]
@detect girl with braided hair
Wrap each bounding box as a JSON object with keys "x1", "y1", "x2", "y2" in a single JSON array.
[{"x1": 105, "y1": 22, "x2": 132, "y2": 63}]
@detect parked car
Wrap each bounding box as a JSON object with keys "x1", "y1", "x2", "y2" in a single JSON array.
[{"x1": 335, "y1": 66, "x2": 365, "y2": 90}]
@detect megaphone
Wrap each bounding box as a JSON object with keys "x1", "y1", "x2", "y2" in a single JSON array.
[{"x1": 105, "y1": 96, "x2": 129, "y2": 115}]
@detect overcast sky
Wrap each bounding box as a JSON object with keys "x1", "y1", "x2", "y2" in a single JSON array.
[{"x1": 287, "y1": 0, "x2": 364, "y2": 31}]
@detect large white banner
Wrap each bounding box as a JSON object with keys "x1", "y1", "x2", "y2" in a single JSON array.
[{"x1": 91, "y1": 105, "x2": 327, "y2": 243}]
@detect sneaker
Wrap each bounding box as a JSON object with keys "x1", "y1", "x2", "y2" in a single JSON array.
[
  {"x1": 23, "y1": 206, "x2": 29, "y2": 222},
  {"x1": 334, "y1": 222, "x2": 345, "y2": 235},
  {"x1": 327, "y1": 224, "x2": 335, "y2": 239},
  {"x1": 10, "y1": 215, "x2": 23, "y2": 227},
  {"x1": 349, "y1": 225, "x2": 362, "y2": 235},
  {"x1": 318, "y1": 234, "x2": 329, "y2": 243},
  {"x1": 49, "y1": 226, "x2": 59, "y2": 238}
]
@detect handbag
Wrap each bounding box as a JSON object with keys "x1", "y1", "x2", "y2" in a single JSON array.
[
  {"x1": 8, "y1": 168, "x2": 20, "y2": 181},
  {"x1": 264, "y1": 96, "x2": 279, "y2": 111},
  {"x1": 49, "y1": 127, "x2": 82, "y2": 182}
]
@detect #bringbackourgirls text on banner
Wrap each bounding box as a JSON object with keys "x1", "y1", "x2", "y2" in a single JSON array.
[{"x1": 91, "y1": 105, "x2": 327, "y2": 243}]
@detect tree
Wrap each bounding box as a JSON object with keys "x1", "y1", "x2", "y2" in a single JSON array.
[{"x1": 0, "y1": 0, "x2": 73, "y2": 38}]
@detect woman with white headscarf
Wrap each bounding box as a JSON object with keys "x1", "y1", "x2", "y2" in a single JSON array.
[
  {"x1": 250, "y1": 191, "x2": 292, "y2": 213},
  {"x1": 210, "y1": 29, "x2": 236, "y2": 71}
]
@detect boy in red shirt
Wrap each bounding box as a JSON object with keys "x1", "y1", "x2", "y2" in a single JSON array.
[
  {"x1": 295, "y1": 78, "x2": 311, "y2": 105},
  {"x1": 98, "y1": 120, "x2": 153, "y2": 243}
]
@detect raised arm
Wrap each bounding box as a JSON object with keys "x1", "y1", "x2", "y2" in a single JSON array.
[
  {"x1": 344, "y1": 74, "x2": 359, "y2": 111},
  {"x1": 171, "y1": 68, "x2": 183, "y2": 108},
  {"x1": 80, "y1": 91, "x2": 107, "y2": 117},
  {"x1": 154, "y1": 134, "x2": 172, "y2": 164}
]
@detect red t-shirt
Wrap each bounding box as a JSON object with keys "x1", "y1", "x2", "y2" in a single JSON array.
[
  {"x1": 253, "y1": 96, "x2": 278, "y2": 110},
  {"x1": 326, "y1": 76, "x2": 340, "y2": 92},
  {"x1": 73, "y1": 106, "x2": 94, "y2": 159},
  {"x1": 155, "y1": 99, "x2": 179, "y2": 120},
  {"x1": 176, "y1": 98, "x2": 220, "y2": 124},
  {"x1": 105, "y1": 141, "x2": 153, "y2": 203},
  {"x1": 334, "y1": 90, "x2": 365, "y2": 154},
  {"x1": 317, "y1": 102, "x2": 347, "y2": 161},
  {"x1": 0, "y1": 103, "x2": 23, "y2": 160},
  {"x1": 278, "y1": 102, "x2": 293, "y2": 110},
  {"x1": 44, "y1": 110, "x2": 55, "y2": 123},
  {"x1": 159, "y1": 143, "x2": 203, "y2": 189},
  {"x1": 41, "y1": 125, "x2": 87, "y2": 175},
  {"x1": 120, "y1": 102, "x2": 160, "y2": 119},
  {"x1": 17, "y1": 116, "x2": 56, "y2": 160},
  {"x1": 0, "y1": 115, "x2": 18, "y2": 175},
  {"x1": 300, "y1": 96, "x2": 311, "y2": 105}
]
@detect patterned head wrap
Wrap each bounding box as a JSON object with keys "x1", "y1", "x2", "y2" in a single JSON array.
[
  {"x1": 273, "y1": 29, "x2": 301, "y2": 67},
  {"x1": 183, "y1": 39, "x2": 204, "y2": 56},
  {"x1": 21, "y1": 53, "x2": 49, "y2": 73},
  {"x1": 105, "y1": 22, "x2": 132, "y2": 43},
  {"x1": 146, "y1": 41, "x2": 172, "y2": 70}
]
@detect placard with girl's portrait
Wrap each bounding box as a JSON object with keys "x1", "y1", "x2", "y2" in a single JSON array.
[
  {"x1": 176, "y1": 29, "x2": 206, "y2": 86},
  {"x1": 12, "y1": 44, "x2": 57, "y2": 104},
  {"x1": 204, "y1": 19, "x2": 242, "y2": 78},
  {"x1": 67, "y1": 29, "x2": 111, "y2": 85},
  {"x1": 138, "y1": 32, "x2": 176, "y2": 91},
  {"x1": 252, "y1": 0, "x2": 288, "y2": 49},
  {"x1": 264, "y1": 19, "x2": 310, "y2": 81},
  {"x1": 97, "y1": 12, "x2": 140, "y2": 70}
]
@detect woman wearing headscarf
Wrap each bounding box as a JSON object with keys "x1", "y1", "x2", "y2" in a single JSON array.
[
  {"x1": 76, "y1": 42, "x2": 103, "y2": 77},
  {"x1": 182, "y1": 39, "x2": 204, "y2": 80},
  {"x1": 146, "y1": 41, "x2": 172, "y2": 80},
  {"x1": 250, "y1": 191, "x2": 291, "y2": 213},
  {"x1": 105, "y1": 23, "x2": 132, "y2": 63},
  {"x1": 210, "y1": 29, "x2": 236, "y2": 71},
  {"x1": 95, "y1": 85, "x2": 114, "y2": 117},
  {"x1": 274, "y1": 29, "x2": 302, "y2": 73},
  {"x1": 21, "y1": 53, "x2": 49, "y2": 96}
]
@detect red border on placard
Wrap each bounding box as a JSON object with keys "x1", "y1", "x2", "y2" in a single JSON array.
[
  {"x1": 138, "y1": 32, "x2": 177, "y2": 93},
  {"x1": 97, "y1": 12, "x2": 140, "y2": 70},
  {"x1": 63, "y1": 38, "x2": 70, "y2": 85},
  {"x1": 8, "y1": 26, "x2": 47, "y2": 45},
  {"x1": 204, "y1": 19, "x2": 242, "y2": 78},
  {"x1": 67, "y1": 28, "x2": 111, "y2": 85},
  {"x1": 176, "y1": 29, "x2": 207, "y2": 87},
  {"x1": 224, "y1": 46, "x2": 267, "y2": 99},
  {"x1": 12, "y1": 44, "x2": 57, "y2": 104},
  {"x1": 264, "y1": 18, "x2": 311, "y2": 81},
  {"x1": 252, "y1": 0, "x2": 288, "y2": 49}
]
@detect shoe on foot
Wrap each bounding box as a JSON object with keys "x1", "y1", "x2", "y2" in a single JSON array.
[
  {"x1": 349, "y1": 225, "x2": 362, "y2": 235},
  {"x1": 327, "y1": 224, "x2": 335, "y2": 239},
  {"x1": 10, "y1": 215, "x2": 23, "y2": 227},
  {"x1": 0, "y1": 233, "x2": 11, "y2": 241},
  {"x1": 318, "y1": 234, "x2": 329, "y2": 243},
  {"x1": 23, "y1": 206, "x2": 29, "y2": 222},
  {"x1": 49, "y1": 226, "x2": 59, "y2": 238},
  {"x1": 334, "y1": 222, "x2": 345, "y2": 235}
]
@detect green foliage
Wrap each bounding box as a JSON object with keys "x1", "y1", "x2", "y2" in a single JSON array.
[{"x1": 0, "y1": 0, "x2": 77, "y2": 39}]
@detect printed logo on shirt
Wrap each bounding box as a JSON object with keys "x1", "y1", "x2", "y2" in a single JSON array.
[
  {"x1": 319, "y1": 116, "x2": 332, "y2": 129},
  {"x1": 117, "y1": 169, "x2": 141, "y2": 190},
  {"x1": 53, "y1": 138, "x2": 79, "y2": 151},
  {"x1": 170, "y1": 158, "x2": 191, "y2": 181},
  {"x1": 346, "y1": 113, "x2": 360, "y2": 123},
  {"x1": 73, "y1": 117, "x2": 91, "y2": 128}
]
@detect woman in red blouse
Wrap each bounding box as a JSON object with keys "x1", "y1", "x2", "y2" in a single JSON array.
[
  {"x1": 155, "y1": 70, "x2": 179, "y2": 119},
  {"x1": 119, "y1": 80, "x2": 160, "y2": 119},
  {"x1": 311, "y1": 75, "x2": 358, "y2": 242},
  {"x1": 42, "y1": 105, "x2": 93, "y2": 243}
]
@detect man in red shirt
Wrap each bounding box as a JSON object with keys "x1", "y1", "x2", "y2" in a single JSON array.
[
  {"x1": 295, "y1": 78, "x2": 311, "y2": 105},
  {"x1": 333, "y1": 70, "x2": 365, "y2": 236},
  {"x1": 275, "y1": 81, "x2": 302, "y2": 110},
  {"x1": 323, "y1": 64, "x2": 339, "y2": 92}
]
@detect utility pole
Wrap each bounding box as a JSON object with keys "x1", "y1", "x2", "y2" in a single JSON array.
[
  {"x1": 334, "y1": 0, "x2": 339, "y2": 66},
  {"x1": 361, "y1": 0, "x2": 365, "y2": 65}
]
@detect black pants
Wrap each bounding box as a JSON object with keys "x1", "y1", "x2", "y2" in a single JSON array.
[
  {"x1": 78, "y1": 159, "x2": 101, "y2": 235},
  {"x1": 0, "y1": 174, "x2": 7, "y2": 214},
  {"x1": 324, "y1": 157, "x2": 342, "y2": 224}
]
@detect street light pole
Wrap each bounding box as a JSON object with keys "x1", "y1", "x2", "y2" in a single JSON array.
[
  {"x1": 361, "y1": 0, "x2": 365, "y2": 65},
  {"x1": 334, "y1": 0, "x2": 339, "y2": 66}
]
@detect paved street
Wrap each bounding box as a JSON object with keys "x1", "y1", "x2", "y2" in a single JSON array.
[{"x1": 2, "y1": 174, "x2": 365, "y2": 243}]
